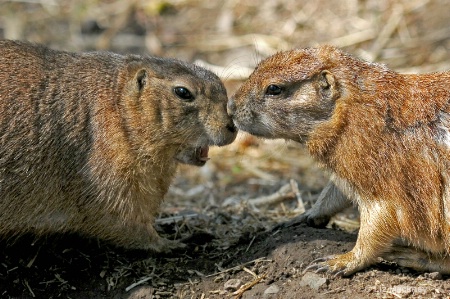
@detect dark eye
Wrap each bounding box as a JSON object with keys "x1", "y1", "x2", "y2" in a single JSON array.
[
  {"x1": 265, "y1": 84, "x2": 282, "y2": 96},
  {"x1": 174, "y1": 86, "x2": 194, "y2": 101}
]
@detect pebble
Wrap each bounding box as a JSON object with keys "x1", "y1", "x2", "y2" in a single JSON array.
[
  {"x1": 427, "y1": 272, "x2": 442, "y2": 280},
  {"x1": 224, "y1": 279, "x2": 243, "y2": 292},
  {"x1": 264, "y1": 284, "x2": 280, "y2": 294},
  {"x1": 300, "y1": 272, "x2": 328, "y2": 290}
]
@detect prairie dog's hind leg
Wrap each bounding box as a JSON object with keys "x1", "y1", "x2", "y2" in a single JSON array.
[
  {"x1": 383, "y1": 246, "x2": 450, "y2": 274},
  {"x1": 305, "y1": 200, "x2": 397, "y2": 276}
]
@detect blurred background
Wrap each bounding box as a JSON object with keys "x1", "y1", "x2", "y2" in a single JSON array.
[{"x1": 2, "y1": 0, "x2": 449, "y2": 73}]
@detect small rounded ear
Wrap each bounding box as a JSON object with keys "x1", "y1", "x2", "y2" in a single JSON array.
[
  {"x1": 319, "y1": 70, "x2": 339, "y2": 100},
  {"x1": 134, "y1": 69, "x2": 147, "y2": 91},
  {"x1": 126, "y1": 61, "x2": 149, "y2": 93}
]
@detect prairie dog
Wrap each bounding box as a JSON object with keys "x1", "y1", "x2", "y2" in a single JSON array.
[
  {"x1": 0, "y1": 40, "x2": 237, "y2": 251},
  {"x1": 229, "y1": 45, "x2": 450, "y2": 275}
]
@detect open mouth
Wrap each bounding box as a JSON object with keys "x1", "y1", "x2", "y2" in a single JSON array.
[
  {"x1": 196, "y1": 146, "x2": 210, "y2": 163},
  {"x1": 175, "y1": 145, "x2": 210, "y2": 166}
]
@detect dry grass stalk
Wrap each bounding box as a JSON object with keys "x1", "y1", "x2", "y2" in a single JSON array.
[
  {"x1": 240, "y1": 160, "x2": 277, "y2": 181},
  {"x1": 248, "y1": 181, "x2": 302, "y2": 208},
  {"x1": 204, "y1": 257, "x2": 271, "y2": 278},
  {"x1": 369, "y1": 4, "x2": 404, "y2": 61},
  {"x1": 155, "y1": 213, "x2": 199, "y2": 225},
  {"x1": 245, "y1": 235, "x2": 256, "y2": 253},
  {"x1": 125, "y1": 276, "x2": 152, "y2": 292},
  {"x1": 232, "y1": 273, "x2": 267, "y2": 299},
  {"x1": 290, "y1": 179, "x2": 305, "y2": 214},
  {"x1": 26, "y1": 248, "x2": 40, "y2": 268},
  {"x1": 24, "y1": 280, "x2": 35, "y2": 298},
  {"x1": 328, "y1": 29, "x2": 376, "y2": 48},
  {"x1": 242, "y1": 267, "x2": 257, "y2": 278}
]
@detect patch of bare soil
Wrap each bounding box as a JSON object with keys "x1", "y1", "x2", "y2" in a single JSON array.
[
  {"x1": 1, "y1": 208, "x2": 448, "y2": 299},
  {"x1": 1, "y1": 0, "x2": 450, "y2": 298}
]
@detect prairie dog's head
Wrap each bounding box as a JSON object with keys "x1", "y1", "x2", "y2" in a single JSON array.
[
  {"x1": 122, "y1": 56, "x2": 237, "y2": 166},
  {"x1": 229, "y1": 46, "x2": 343, "y2": 143}
]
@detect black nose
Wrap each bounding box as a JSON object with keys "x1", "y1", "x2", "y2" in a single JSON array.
[
  {"x1": 226, "y1": 122, "x2": 237, "y2": 133},
  {"x1": 227, "y1": 98, "x2": 236, "y2": 116}
]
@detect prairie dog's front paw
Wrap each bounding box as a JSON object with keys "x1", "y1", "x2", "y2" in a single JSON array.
[
  {"x1": 272, "y1": 209, "x2": 331, "y2": 231},
  {"x1": 303, "y1": 209, "x2": 331, "y2": 228},
  {"x1": 304, "y1": 251, "x2": 366, "y2": 277}
]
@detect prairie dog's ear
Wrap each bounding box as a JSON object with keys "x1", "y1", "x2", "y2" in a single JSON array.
[
  {"x1": 319, "y1": 70, "x2": 334, "y2": 88},
  {"x1": 318, "y1": 70, "x2": 339, "y2": 100},
  {"x1": 134, "y1": 69, "x2": 147, "y2": 91},
  {"x1": 127, "y1": 61, "x2": 149, "y2": 92}
]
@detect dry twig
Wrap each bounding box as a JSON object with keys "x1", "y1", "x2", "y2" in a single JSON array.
[
  {"x1": 204, "y1": 257, "x2": 271, "y2": 278},
  {"x1": 155, "y1": 213, "x2": 199, "y2": 225},
  {"x1": 125, "y1": 276, "x2": 153, "y2": 292},
  {"x1": 232, "y1": 273, "x2": 267, "y2": 299},
  {"x1": 290, "y1": 179, "x2": 305, "y2": 214},
  {"x1": 248, "y1": 181, "x2": 301, "y2": 208},
  {"x1": 24, "y1": 280, "x2": 35, "y2": 298}
]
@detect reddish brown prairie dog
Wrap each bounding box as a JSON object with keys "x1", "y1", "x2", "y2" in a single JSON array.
[
  {"x1": 0, "y1": 40, "x2": 237, "y2": 251},
  {"x1": 228, "y1": 45, "x2": 450, "y2": 276}
]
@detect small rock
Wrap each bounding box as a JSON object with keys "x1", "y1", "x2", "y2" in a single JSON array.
[
  {"x1": 224, "y1": 279, "x2": 243, "y2": 292},
  {"x1": 427, "y1": 272, "x2": 442, "y2": 280},
  {"x1": 264, "y1": 284, "x2": 280, "y2": 294},
  {"x1": 300, "y1": 272, "x2": 328, "y2": 290}
]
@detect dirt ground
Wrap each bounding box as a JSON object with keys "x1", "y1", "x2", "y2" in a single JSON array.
[
  {"x1": 1, "y1": 0, "x2": 450, "y2": 298},
  {"x1": 1, "y1": 143, "x2": 449, "y2": 299}
]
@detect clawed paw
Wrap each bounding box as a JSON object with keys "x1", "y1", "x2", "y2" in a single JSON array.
[
  {"x1": 272, "y1": 211, "x2": 331, "y2": 231},
  {"x1": 304, "y1": 255, "x2": 345, "y2": 277},
  {"x1": 303, "y1": 252, "x2": 361, "y2": 277}
]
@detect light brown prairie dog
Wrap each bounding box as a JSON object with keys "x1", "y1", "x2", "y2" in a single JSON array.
[
  {"x1": 228, "y1": 45, "x2": 450, "y2": 275},
  {"x1": 0, "y1": 40, "x2": 237, "y2": 251}
]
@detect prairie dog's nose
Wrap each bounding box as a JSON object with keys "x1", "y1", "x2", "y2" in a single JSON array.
[
  {"x1": 227, "y1": 98, "x2": 236, "y2": 116},
  {"x1": 226, "y1": 122, "x2": 237, "y2": 133}
]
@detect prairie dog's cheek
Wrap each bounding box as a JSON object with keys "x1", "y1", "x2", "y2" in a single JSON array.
[{"x1": 258, "y1": 113, "x2": 272, "y2": 127}]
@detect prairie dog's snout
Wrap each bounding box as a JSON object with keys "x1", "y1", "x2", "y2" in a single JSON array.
[
  {"x1": 227, "y1": 98, "x2": 236, "y2": 117},
  {"x1": 226, "y1": 121, "x2": 237, "y2": 134}
]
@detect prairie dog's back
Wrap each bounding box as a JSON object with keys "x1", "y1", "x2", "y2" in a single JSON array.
[
  {"x1": 0, "y1": 41, "x2": 108, "y2": 234},
  {"x1": 0, "y1": 40, "x2": 115, "y2": 150}
]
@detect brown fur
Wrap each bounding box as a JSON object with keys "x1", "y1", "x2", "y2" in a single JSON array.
[
  {"x1": 229, "y1": 45, "x2": 450, "y2": 275},
  {"x1": 0, "y1": 40, "x2": 236, "y2": 251}
]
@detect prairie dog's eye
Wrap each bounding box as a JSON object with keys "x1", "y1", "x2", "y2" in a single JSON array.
[
  {"x1": 174, "y1": 86, "x2": 194, "y2": 101},
  {"x1": 265, "y1": 84, "x2": 282, "y2": 96}
]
